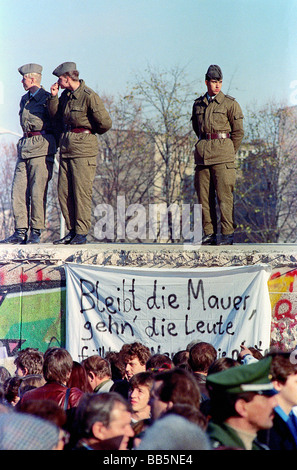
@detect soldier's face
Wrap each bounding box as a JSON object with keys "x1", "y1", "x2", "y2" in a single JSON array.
[
  {"x1": 58, "y1": 75, "x2": 70, "y2": 89},
  {"x1": 22, "y1": 75, "x2": 34, "y2": 91},
  {"x1": 206, "y1": 79, "x2": 222, "y2": 96}
]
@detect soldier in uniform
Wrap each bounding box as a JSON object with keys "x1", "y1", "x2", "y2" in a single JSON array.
[
  {"x1": 191, "y1": 65, "x2": 244, "y2": 245},
  {"x1": 0, "y1": 63, "x2": 56, "y2": 244},
  {"x1": 48, "y1": 62, "x2": 112, "y2": 245}
]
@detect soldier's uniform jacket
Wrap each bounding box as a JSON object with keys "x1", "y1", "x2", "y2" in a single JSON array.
[
  {"x1": 17, "y1": 87, "x2": 57, "y2": 160},
  {"x1": 191, "y1": 91, "x2": 244, "y2": 165},
  {"x1": 47, "y1": 80, "x2": 112, "y2": 158}
]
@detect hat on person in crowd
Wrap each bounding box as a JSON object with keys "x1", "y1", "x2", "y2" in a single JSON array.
[
  {"x1": 205, "y1": 65, "x2": 223, "y2": 81},
  {"x1": 0, "y1": 412, "x2": 60, "y2": 450},
  {"x1": 137, "y1": 415, "x2": 210, "y2": 450},
  {"x1": 18, "y1": 63, "x2": 43, "y2": 75},
  {"x1": 206, "y1": 356, "x2": 277, "y2": 396},
  {"x1": 52, "y1": 62, "x2": 77, "y2": 77}
]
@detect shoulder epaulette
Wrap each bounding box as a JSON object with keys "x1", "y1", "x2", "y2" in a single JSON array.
[
  {"x1": 225, "y1": 94, "x2": 235, "y2": 101},
  {"x1": 83, "y1": 87, "x2": 92, "y2": 95}
]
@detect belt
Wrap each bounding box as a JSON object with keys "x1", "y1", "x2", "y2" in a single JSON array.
[
  {"x1": 23, "y1": 130, "x2": 48, "y2": 138},
  {"x1": 200, "y1": 132, "x2": 231, "y2": 140},
  {"x1": 66, "y1": 127, "x2": 92, "y2": 134}
]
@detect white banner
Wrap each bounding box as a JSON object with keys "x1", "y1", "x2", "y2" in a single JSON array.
[{"x1": 65, "y1": 263, "x2": 272, "y2": 362}]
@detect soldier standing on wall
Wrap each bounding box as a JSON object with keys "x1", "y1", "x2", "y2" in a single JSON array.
[
  {"x1": 48, "y1": 62, "x2": 112, "y2": 245},
  {"x1": 0, "y1": 63, "x2": 56, "y2": 244},
  {"x1": 191, "y1": 65, "x2": 244, "y2": 245}
]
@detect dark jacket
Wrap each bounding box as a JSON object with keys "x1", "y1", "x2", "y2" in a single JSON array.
[
  {"x1": 258, "y1": 412, "x2": 297, "y2": 450},
  {"x1": 17, "y1": 87, "x2": 57, "y2": 159},
  {"x1": 19, "y1": 381, "x2": 84, "y2": 409}
]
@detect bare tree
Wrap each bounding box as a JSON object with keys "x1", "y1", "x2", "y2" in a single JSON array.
[{"x1": 235, "y1": 101, "x2": 297, "y2": 243}]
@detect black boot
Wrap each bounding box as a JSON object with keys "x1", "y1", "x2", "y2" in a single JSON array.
[
  {"x1": 201, "y1": 234, "x2": 217, "y2": 245},
  {"x1": 27, "y1": 229, "x2": 41, "y2": 244},
  {"x1": 69, "y1": 234, "x2": 87, "y2": 245},
  {"x1": 0, "y1": 229, "x2": 27, "y2": 244},
  {"x1": 219, "y1": 233, "x2": 234, "y2": 245},
  {"x1": 53, "y1": 230, "x2": 76, "y2": 245}
]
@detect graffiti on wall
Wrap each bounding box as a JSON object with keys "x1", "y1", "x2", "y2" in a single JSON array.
[
  {"x1": 0, "y1": 263, "x2": 65, "y2": 367},
  {"x1": 0, "y1": 262, "x2": 296, "y2": 372},
  {"x1": 269, "y1": 267, "x2": 297, "y2": 350}
]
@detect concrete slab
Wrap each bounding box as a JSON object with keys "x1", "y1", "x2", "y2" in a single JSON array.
[{"x1": 0, "y1": 242, "x2": 296, "y2": 268}]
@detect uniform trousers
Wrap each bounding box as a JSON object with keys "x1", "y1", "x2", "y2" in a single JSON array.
[
  {"x1": 194, "y1": 162, "x2": 236, "y2": 236},
  {"x1": 11, "y1": 156, "x2": 54, "y2": 230},
  {"x1": 58, "y1": 156, "x2": 97, "y2": 235}
]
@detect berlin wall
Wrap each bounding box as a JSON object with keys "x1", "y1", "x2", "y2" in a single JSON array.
[{"x1": 0, "y1": 242, "x2": 296, "y2": 373}]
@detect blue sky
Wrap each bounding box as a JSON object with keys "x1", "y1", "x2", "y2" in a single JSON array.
[{"x1": 1, "y1": 0, "x2": 297, "y2": 138}]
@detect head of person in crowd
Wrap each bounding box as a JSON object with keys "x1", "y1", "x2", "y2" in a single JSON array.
[
  {"x1": 206, "y1": 356, "x2": 279, "y2": 449},
  {"x1": 146, "y1": 354, "x2": 173, "y2": 372},
  {"x1": 208, "y1": 357, "x2": 239, "y2": 375},
  {"x1": 83, "y1": 355, "x2": 113, "y2": 393},
  {"x1": 104, "y1": 351, "x2": 126, "y2": 381},
  {"x1": 162, "y1": 403, "x2": 208, "y2": 430},
  {"x1": 73, "y1": 392, "x2": 134, "y2": 450},
  {"x1": 17, "y1": 374, "x2": 45, "y2": 399},
  {"x1": 68, "y1": 360, "x2": 92, "y2": 393},
  {"x1": 120, "y1": 342, "x2": 151, "y2": 381},
  {"x1": 0, "y1": 411, "x2": 61, "y2": 450},
  {"x1": 269, "y1": 351, "x2": 297, "y2": 414},
  {"x1": 149, "y1": 368, "x2": 201, "y2": 421},
  {"x1": 17, "y1": 399, "x2": 68, "y2": 450},
  {"x1": 137, "y1": 414, "x2": 210, "y2": 450},
  {"x1": 172, "y1": 350, "x2": 190, "y2": 368},
  {"x1": 188, "y1": 341, "x2": 217, "y2": 375},
  {"x1": 14, "y1": 347, "x2": 44, "y2": 378},
  {"x1": 43, "y1": 347, "x2": 73, "y2": 385},
  {"x1": 0, "y1": 366, "x2": 11, "y2": 385},
  {"x1": 3, "y1": 376, "x2": 22, "y2": 407},
  {"x1": 128, "y1": 371, "x2": 154, "y2": 422}
]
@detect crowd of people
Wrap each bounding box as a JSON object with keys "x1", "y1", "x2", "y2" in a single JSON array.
[{"x1": 0, "y1": 340, "x2": 296, "y2": 451}]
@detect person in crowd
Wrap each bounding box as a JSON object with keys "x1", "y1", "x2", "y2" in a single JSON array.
[
  {"x1": 71, "y1": 392, "x2": 134, "y2": 450},
  {"x1": 17, "y1": 399, "x2": 69, "y2": 450},
  {"x1": 3, "y1": 376, "x2": 22, "y2": 407},
  {"x1": 14, "y1": 347, "x2": 45, "y2": 379},
  {"x1": 188, "y1": 341, "x2": 217, "y2": 400},
  {"x1": 258, "y1": 351, "x2": 297, "y2": 450},
  {"x1": 191, "y1": 64, "x2": 244, "y2": 245},
  {"x1": 149, "y1": 368, "x2": 201, "y2": 422},
  {"x1": 128, "y1": 371, "x2": 154, "y2": 423},
  {"x1": 146, "y1": 354, "x2": 173, "y2": 372},
  {"x1": 48, "y1": 61, "x2": 112, "y2": 245},
  {"x1": 104, "y1": 351, "x2": 126, "y2": 382},
  {"x1": 206, "y1": 356, "x2": 278, "y2": 449},
  {"x1": 120, "y1": 342, "x2": 151, "y2": 381},
  {"x1": 162, "y1": 403, "x2": 208, "y2": 430},
  {"x1": 0, "y1": 63, "x2": 56, "y2": 245},
  {"x1": 172, "y1": 350, "x2": 190, "y2": 369},
  {"x1": 0, "y1": 366, "x2": 11, "y2": 385},
  {"x1": 83, "y1": 355, "x2": 114, "y2": 393},
  {"x1": 68, "y1": 361, "x2": 92, "y2": 393},
  {"x1": 137, "y1": 414, "x2": 210, "y2": 450},
  {"x1": 19, "y1": 347, "x2": 83, "y2": 410},
  {"x1": 0, "y1": 411, "x2": 61, "y2": 450}
]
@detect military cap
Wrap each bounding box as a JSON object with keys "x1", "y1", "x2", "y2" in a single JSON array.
[
  {"x1": 206, "y1": 356, "x2": 277, "y2": 396},
  {"x1": 18, "y1": 63, "x2": 43, "y2": 75},
  {"x1": 205, "y1": 64, "x2": 223, "y2": 81},
  {"x1": 52, "y1": 62, "x2": 77, "y2": 77}
]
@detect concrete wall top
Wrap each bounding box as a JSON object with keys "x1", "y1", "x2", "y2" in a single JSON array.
[{"x1": 0, "y1": 242, "x2": 296, "y2": 269}]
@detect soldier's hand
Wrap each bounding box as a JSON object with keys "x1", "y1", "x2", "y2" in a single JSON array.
[{"x1": 50, "y1": 82, "x2": 60, "y2": 96}]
